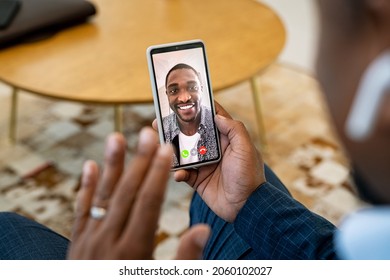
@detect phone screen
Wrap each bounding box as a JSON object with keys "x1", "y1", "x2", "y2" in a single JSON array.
[{"x1": 147, "y1": 40, "x2": 221, "y2": 170}]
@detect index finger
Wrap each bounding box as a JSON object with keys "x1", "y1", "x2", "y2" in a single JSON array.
[{"x1": 121, "y1": 144, "x2": 173, "y2": 258}]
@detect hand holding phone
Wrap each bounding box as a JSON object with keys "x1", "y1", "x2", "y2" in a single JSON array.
[{"x1": 147, "y1": 40, "x2": 221, "y2": 170}]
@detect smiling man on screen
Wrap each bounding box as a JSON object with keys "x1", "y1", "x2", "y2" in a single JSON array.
[{"x1": 162, "y1": 63, "x2": 218, "y2": 167}]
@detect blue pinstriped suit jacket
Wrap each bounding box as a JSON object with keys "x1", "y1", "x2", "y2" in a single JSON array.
[{"x1": 190, "y1": 165, "x2": 337, "y2": 259}]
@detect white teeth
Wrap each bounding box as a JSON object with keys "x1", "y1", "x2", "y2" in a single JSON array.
[{"x1": 178, "y1": 104, "x2": 194, "y2": 110}]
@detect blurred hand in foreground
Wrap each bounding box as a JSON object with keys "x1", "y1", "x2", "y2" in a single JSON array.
[{"x1": 68, "y1": 127, "x2": 210, "y2": 259}]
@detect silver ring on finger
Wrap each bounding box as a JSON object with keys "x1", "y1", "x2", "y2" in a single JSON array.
[{"x1": 90, "y1": 206, "x2": 107, "y2": 220}]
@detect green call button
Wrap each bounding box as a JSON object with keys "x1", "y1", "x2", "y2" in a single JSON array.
[{"x1": 181, "y1": 150, "x2": 189, "y2": 158}]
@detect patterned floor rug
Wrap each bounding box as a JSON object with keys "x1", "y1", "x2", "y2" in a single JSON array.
[{"x1": 0, "y1": 63, "x2": 365, "y2": 259}]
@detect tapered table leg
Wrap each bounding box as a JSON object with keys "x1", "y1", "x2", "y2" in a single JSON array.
[
  {"x1": 9, "y1": 87, "x2": 18, "y2": 144},
  {"x1": 114, "y1": 105, "x2": 123, "y2": 133},
  {"x1": 250, "y1": 77, "x2": 267, "y2": 151}
]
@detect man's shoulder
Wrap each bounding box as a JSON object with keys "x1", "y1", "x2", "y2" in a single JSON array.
[
  {"x1": 202, "y1": 105, "x2": 212, "y2": 113},
  {"x1": 201, "y1": 105, "x2": 213, "y2": 116},
  {"x1": 201, "y1": 105, "x2": 214, "y2": 123},
  {"x1": 162, "y1": 113, "x2": 179, "y2": 142},
  {"x1": 162, "y1": 113, "x2": 175, "y2": 124}
]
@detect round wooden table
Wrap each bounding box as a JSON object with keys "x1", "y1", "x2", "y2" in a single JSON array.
[{"x1": 0, "y1": 0, "x2": 285, "y2": 143}]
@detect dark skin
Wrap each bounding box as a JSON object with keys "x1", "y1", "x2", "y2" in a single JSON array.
[
  {"x1": 68, "y1": 102, "x2": 265, "y2": 259},
  {"x1": 316, "y1": 0, "x2": 390, "y2": 202},
  {"x1": 166, "y1": 102, "x2": 265, "y2": 222},
  {"x1": 68, "y1": 129, "x2": 210, "y2": 259},
  {"x1": 68, "y1": 0, "x2": 390, "y2": 259},
  {"x1": 166, "y1": 68, "x2": 203, "y2": 136}
]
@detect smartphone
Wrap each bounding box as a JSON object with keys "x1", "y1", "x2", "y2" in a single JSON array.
[{"x1": 147, "y1": 39, "x2": 221, "y2": 170}]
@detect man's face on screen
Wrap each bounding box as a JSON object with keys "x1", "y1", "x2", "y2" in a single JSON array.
[{"x1": 166, "y1": 68, "x2": 202, "y2": 124}]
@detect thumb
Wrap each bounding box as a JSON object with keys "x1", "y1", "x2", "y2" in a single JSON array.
[
  {"x1": 175, "y1": 224, "x2": 211, "y2": 260},
  {"x1": 215, "y1": 114, "x2": 251, "y2": 146},
  {"x1": 152, "y1": 119, "x2": 158, "y2": 131}
]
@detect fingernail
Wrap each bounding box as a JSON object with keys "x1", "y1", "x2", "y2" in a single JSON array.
[
  {"x1": 82, "y1": 160, "x2": 95, "y2": 187},
  {"x1": 216, "y1": 114, "x2": 226, "y2": 120},
  {"x1": 195, "y1": 225, "x2": 211, "y2": 248},
  {"x1": 139, "y1": 128, "x2": 152, "y2": 145},
  {"x1": 158, "y1": 143, "x2": 172, "y2": 156},
  {"x1": 83, "y1": 160, "x2": 93, "y2": 175},
  {"x1": 107, "y1": 133, "x2": 122, "y2": 152}
]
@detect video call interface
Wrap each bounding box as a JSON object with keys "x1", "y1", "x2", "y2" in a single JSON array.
[{"x1": 150, "y1": 43, "x2": 219, "y2": 168}]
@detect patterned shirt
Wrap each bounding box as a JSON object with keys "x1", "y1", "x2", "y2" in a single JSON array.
[{"x1": 162, "y1": 105, "x2": 219, "y2": 167}]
